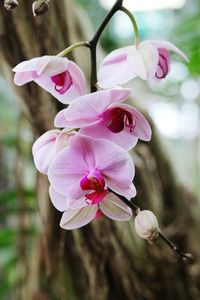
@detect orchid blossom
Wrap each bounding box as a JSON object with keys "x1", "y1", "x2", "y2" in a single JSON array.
[
  {"x1": 49, "y1": 186, "x2": 132, "y2": 229},
  {"x1": 48, "y1": 134, "x2": 136, "y2": 204},
  {"x1": 97, "y1": 40, "x2": 188, "y2": 89},
  {"x1": 13, "y1": 56, "x2": 87, "y2": 104},
  {"x1": 32, "y1": 129, "x2": 76, "y2": 175},
  {"x1": 54, "y1": 88, "x2": 151, "y2": 150}
]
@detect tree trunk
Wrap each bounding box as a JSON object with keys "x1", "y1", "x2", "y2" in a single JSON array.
[{"x1": 0, "y1": 1, "x2": 199, "y2": 299}]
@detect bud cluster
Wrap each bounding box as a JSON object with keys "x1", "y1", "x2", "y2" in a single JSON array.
[{"x1": 3, "y1": 0, "x2": 50, "y2": 16}]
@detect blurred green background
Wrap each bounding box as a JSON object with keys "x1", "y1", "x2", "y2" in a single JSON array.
[{"x1": 0, "y1": 0, "x2": 199, "y2": 298}]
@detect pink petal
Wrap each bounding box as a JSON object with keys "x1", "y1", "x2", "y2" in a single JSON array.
[
  {"x1": 68, "y1": 61, "x2": 87, "y2": 97},
  {"x1": 80, "y1": 121, "x2": 138, "y2": 150},
  {"x1": 67, "y1": 197, "x2": 88, "y2": 209},
  {"x1": 54, "y1": 88, "x2": 131, "y2": 128},
  {"x1": 49, "y1": 186, "x2": 68, "y2": 212},
  {"x1": 114, "y1": 104, "x2": 152, "y2": 141},
  {"x1": 60, "y1": 205, "x2": 98, "y2": 230},
  {"x1": 138, "y1": 41, "x2": 159, "y2": 80},
  {"x1": 91, "y1": 138, "x2": 136, "y2": 199},
  {"x1": 32, "y1": 129, "x2": 75, "y2": 175},
  {"x1": 32, "y1": 130, "x2": 61, "y2": 174},
  {"x1": 100, "y1": 193, "x2": 132, "y2": 221},
  {"x1": 106, "y1": 182, "x2": 136, "y2": 200},
  {"x1": 150, "y1": 40, "x2": 189, "y2": 62},
  {"x1": 14, "y1": 71, "x2": 39, "y2": 85},
  {"x1": 13, "y1": 56, "x2": 69, "y2": 85},
  {"x1": 35, "y1": 56, "x2": 69, "y2": 77},
  {"x1": 97, "y1": 46, "x2": 138, "y2": 88},
  {"x1": 48, "y1": 135, "x2": 95, "y2": 199}
]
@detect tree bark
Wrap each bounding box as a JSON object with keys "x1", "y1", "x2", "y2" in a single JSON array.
[{"x1": 0, "y1": 1, "x2": 199, "y2": 299}]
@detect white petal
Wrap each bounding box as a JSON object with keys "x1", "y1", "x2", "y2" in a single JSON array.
[
  {"x1": 60, "y1": 205, "x2": 98, "y2": 230},
  {"x1": 100, "y1": 193, "x2": 132, "y2": 221}
]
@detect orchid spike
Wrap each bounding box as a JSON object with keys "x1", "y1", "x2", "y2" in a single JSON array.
[
  {"x1": 97, "y1": 40, "x2": 188, "y2": 88},
  {"x1": 13, "y1": 56, "x2": 87, "y2": 104}
]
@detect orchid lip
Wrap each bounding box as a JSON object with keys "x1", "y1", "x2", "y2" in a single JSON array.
[
  {"x1": 155, "y1": 52, "x2": 169, "y2": 79},
  {"x1": 80, "y1": 170, "x2": 108, "y2": 205},
  {"x1": 101, "y1": 107, "x2": 136, "y2": 133},
  {"x1": 51, "y1": 71, "x2": 73, "y2": 94}
]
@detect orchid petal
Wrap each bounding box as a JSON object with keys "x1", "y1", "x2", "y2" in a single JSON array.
[
  {"x1": 60, "y1": 205, "x2": 98, "y2": 230},
  {"x1": 32, "y1": 130, "x2": 60, "y2": 174},
  {"x1": 91, "y1": 138, "x2": 136, "y2": 198},
  {"x1": 80, "y1": 121, "x2": 138, "y2": 150},
  {"x1": 113, "y1": 104, "x2": 152, "y2": 141},
  {"x1": 150, "y1": 40, "x2": 189, "y2": 62},
  {"x1": 48, "y1": 135, "x2": 96, "y2": 199},
  {"x1": 100, "y1": 193, "x2": 132, "y2": 221},
  {"x1": 49, "y1": 186, "x2": 68, "y2": 212},
  {"x1": 97, "y1": 46, "x2": 138, "y2": 88},
  {"x1": 54, "y1": 88, "x2": 131, "y2": 128},
  {"x1": 138, "y1": 41, "x2": 159, "y2": 80}
]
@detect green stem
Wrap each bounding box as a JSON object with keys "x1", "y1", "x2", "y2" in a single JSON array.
[
  {"x1": 120, "y1": 6, "x2": 139, "y2": 47},
  {"x1": 57, "y1": 41, "x2": 89, "y2": 57}
]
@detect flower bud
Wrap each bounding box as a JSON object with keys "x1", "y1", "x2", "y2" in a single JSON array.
[
  {"x1": 32, "y1": 0, "x2": 49, "y2": 17},
  {"x1": 4, "y1": 0, "x2": 18, "y2": 11},
  {"x1": 135, "y1": 210, "x2": 159, "y2": 241}
]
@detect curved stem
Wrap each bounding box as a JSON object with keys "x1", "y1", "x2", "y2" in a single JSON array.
[
  {"x1": 57, "y1": 41, "x2": 90, "y2": 57},
  {"x1": 110, "y1": 189, "x2": 194, "y2": 263},
  {"x1": 120, "y1": 6, "x2": 139, "y2": 48},
  {"x1": 159, "y1": 232, "x2": 194, "y2": 263},
  {"x1": 89, "y1": 0, "x2": 123, "y2": 92}
]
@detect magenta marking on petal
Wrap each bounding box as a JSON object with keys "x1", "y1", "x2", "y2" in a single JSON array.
[
  {"x1": 80, "y1": 170, "x2": 109, "y2": 205},
  {"x1": 102, "y1": 107, "x2": 136, "y2": 133},
  {"x1": 95, "y1": 209, "x2": 103, "y2": 219},
  {"x1": 155, "y1": 49, "x2": 169, "y2": 79},
  {"x1": 85, "y1": 190, "x2": 109, "y2": 205},
  {"x1": 102, "y1": 53, "x2": 127, "y2": 67},
  {"x1": 51, "y1": 71, "x2": 72, "y2": 94},
  {"x1": 80, "y1": 171, "x2": 105, "y2": 191}
]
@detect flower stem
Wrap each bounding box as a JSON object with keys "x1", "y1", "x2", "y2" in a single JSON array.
[
  {"x1": 159, "y1": 231, "x2": 194, "y2": 263},
  {"x1": 89, "y1": 0, "x2": 123, "y2": 92},
  {"x1": 110, "y1": 189, "x2": 194, "y2": 263},
  {"x1": 57, "y1": 41, "x2": 90, "y2": 57},
  {"x1": 120, "y1": 6, "x2": 139, "y2": 48}
]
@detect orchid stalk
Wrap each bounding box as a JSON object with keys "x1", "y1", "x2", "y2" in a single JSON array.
[{"x1": 12, "y1": 0, "x2": 194, "y2": 264}]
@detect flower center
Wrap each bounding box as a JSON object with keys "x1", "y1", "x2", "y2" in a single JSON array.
[
  {"x1": 155, "y1": 50, "x2": 169, "y2": 79},
  {"x1": 102, "y1": 107, "x2": 135, "y2": 133},
  {"x1": 80, "y1": 170, "x2": 108, "y2": 205},
  {"x1": 51, "y1": 71, "x2": 72, "y2": 94}
]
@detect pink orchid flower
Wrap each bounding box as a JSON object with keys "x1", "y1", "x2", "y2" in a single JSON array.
[
  {"x1": 97, "y1": 40, "x2": 188, "y2": 88},
  {"x1": 48, "y1": 134, "x2": 136, "y2": 205},
  {"x1": 49, "y1": 187, "x2": 132, "y2": 230},
  {"x1": 32, "y1": 129, "x2": 76, "y2": 175},
  {"x1": 13, "y1": 56, "x2": 87, "y2": 104},
  {"x1": 54, "y1": 88, "x2": 151, "y2": 150}
]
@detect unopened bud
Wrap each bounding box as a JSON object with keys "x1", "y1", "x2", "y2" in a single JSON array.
[
  {"x1": 135, "y1": 210, "x2": 159, "y2": 241},
  {"x1": 32, "y1": 0, "x2": 49, "y2": 17},
  {"x1": 4, "y1": 0, "x2": 18, "y2": 11}
]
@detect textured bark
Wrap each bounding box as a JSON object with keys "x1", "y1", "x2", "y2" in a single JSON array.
[{"x1": 0, "y1": 1, "x2": 200, "y2": 299}]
